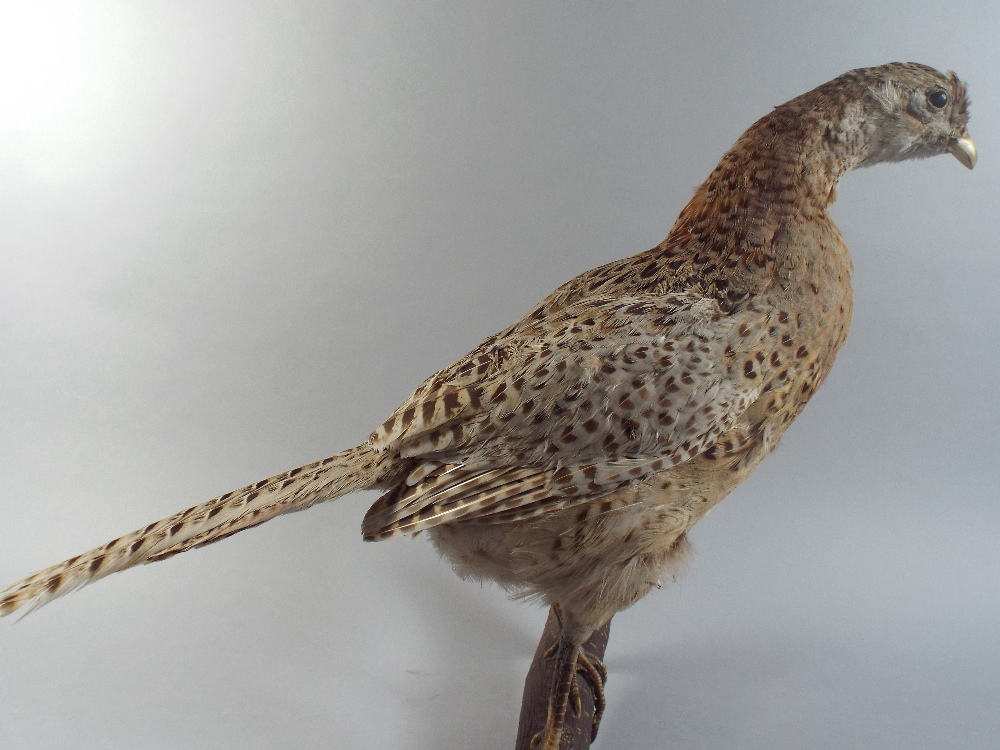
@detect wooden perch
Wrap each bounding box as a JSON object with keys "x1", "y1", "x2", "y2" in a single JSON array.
[{"x1": 514, "y1": 609, "x2": 613, "y2": 749}]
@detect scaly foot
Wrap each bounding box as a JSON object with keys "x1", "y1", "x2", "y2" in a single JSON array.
[{"x1": 529, "y1": 637, "x2": 608, "y2": 748}]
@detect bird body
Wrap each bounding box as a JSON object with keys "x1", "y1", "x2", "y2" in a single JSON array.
[{"x1": 1, "y1": 62, "x2": 975, "y2": 749}]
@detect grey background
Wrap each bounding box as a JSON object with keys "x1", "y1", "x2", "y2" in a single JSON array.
[{"x1": 2, "y1": 2, "x2": 997, "y2": 749}]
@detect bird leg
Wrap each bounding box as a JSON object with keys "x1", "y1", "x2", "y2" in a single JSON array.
[
  {"x1": 530, "y1": 635, "x2": 582, "y2": 750},
  {"x1": 529, "y1": 635, "x2": 608, "y2": 749}
]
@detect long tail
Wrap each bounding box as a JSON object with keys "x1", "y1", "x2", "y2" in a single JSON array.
[{"x1": 0, "y1": 443, "x2": 392, "y2": 618}]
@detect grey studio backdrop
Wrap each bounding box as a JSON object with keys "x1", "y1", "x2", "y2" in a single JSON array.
[{"x1": 1, "y1": 3, "x2": 997, "y2": 750}]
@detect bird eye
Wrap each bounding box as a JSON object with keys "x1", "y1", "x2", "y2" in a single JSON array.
[{"x1": 927, "y1": 90, "x2": 949, "y2": 109}]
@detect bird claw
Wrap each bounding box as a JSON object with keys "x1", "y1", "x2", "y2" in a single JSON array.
[
  {"x1": 575, "y1": 651, "x2": 608, "y2": 740},
  {"x1": 569, "y1": 676, "x2": 583, "y2": 717},
  {"x1": 533, "y1": 634, "x2": 609, "y2": 746}
]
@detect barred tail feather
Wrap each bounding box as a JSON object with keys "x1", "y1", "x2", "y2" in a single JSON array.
[{"x1": 0, "y1": 443, "x2": 388, "y2": 618}]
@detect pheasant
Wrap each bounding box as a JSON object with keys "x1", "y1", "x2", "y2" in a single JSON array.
[{"x1": 1, "y1": 63, "x2": 975, "y2": 749}]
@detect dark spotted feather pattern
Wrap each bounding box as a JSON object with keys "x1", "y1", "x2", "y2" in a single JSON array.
[
  {"x1": 362, "y1": 294, "x2": 768, "y2": 538},
  {"x1": 1, "y1": 64, "x2": 974, "y2": 691},
  {"x1": 0, "y1": 446, "x2": 391, "y2": 616}
]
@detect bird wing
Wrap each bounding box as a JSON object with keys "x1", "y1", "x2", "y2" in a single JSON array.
[{"x1": 362, "y1": 293, "x2": 768, "y2": 539}]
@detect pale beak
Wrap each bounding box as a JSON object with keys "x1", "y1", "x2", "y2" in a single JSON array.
[{"x1": 949, "y1": 134, "x2": 977, "y2": 170}]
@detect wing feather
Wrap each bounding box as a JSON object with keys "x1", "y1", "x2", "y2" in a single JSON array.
[{"x1": 363, "y1": 293, "x2": 769, "y2": 540}]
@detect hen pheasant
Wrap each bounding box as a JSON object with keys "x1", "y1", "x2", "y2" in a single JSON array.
[{"x1": 1, "y1": 63, "x2": 975, "y2": 748}]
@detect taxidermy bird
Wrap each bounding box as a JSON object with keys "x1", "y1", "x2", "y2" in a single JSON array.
[{"x1": 1, "y1": 63, "x2": 975, "y2": 749}]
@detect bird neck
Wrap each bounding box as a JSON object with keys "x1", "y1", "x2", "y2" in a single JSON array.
[{"x1": 664, "y1": 96, "x2": 871, "y2": 255}]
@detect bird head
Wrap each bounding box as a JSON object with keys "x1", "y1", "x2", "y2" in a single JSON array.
[{"x1": 856, "y1": 63, "x2": 975, "y2": 170}]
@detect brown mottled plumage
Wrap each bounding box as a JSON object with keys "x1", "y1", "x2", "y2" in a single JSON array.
[{"x1": 1, "y1": 63, "x2": 975, "y2": 748}]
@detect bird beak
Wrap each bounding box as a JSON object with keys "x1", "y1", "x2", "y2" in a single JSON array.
[{"x1": 949, "y1": 134, "x2": 977, "y2": 170}]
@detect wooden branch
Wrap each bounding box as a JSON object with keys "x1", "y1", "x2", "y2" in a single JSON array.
[{"x1": 514, "y1": 609, "x2": 612, "y2": 749}]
